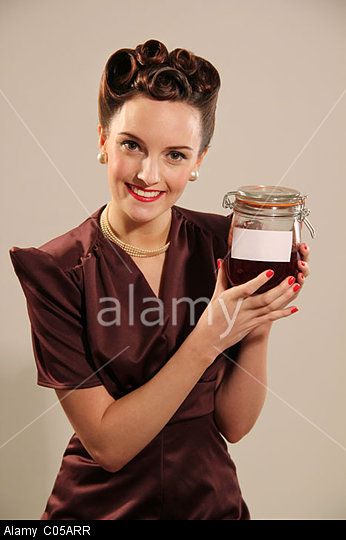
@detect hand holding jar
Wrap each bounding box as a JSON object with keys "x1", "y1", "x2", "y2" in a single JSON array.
[{"x1": 193, "y1": 257, "x2": 309, "y2": 364}]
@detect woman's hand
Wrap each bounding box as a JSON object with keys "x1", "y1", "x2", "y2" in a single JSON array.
[
  {"x1": 248, "y1": 241, "x2": 311, "y2": 337},
  {"x1": 193, "y1": 260, "x2": 302, "y2": 364},
  {"x1": 238, "y1": 241, "x2": 311, "y2": 340},
  {"x1": 296, "y1": 241, "x2": 311, "y2": 285}
]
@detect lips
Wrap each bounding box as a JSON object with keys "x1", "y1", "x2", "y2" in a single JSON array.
[
  {"x1": 125, "y1": 183, "x2": 165, "y2": 202},
  {"x1": 126, "y1": 183, "x2": 165, "y2": 192}
]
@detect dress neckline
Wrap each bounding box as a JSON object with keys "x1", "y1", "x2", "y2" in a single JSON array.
[{"x1": 95, "y1": 204, "x2": 178, "y2": 304}]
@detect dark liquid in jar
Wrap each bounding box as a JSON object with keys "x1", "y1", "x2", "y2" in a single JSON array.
[{"x1": 226, "y1": 248, "x2": 300, "y2": 294}]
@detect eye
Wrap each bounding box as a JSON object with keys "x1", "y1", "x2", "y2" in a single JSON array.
[
  {"x1": 169, "y1": 151, "x2": 186, "y2": 162},
  {"x1": 121, "y1": 140, "x2": 140, "y2": 152},
  {"x1": 120, "y1": 140, "x2": 187, "y2": 162}
]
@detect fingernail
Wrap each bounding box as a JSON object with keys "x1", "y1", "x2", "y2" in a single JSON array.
[
  {"x1": 293, "y1": 284, "x2": 301, "y2": 292},
  {"x1": 291, "y1": 307, "x2": 299, "y2": 314},
  {"x1": 301, "y1": 261, "x2": 306, "y2": 266},
  {"x1": 303, "y1": 244, "x2": 308, "y2": 250},
  {"x1": 288, "y1": 276, "x2": 295, "y2": 285},
  {"x1": 266, "y1": 270, "x2": 274, "y2": 278},
  {"x1": 217, "y1": 259, "x2": 222, "y2": 269}
]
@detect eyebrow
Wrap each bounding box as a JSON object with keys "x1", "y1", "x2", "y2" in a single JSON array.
[{"x1": 118, "y1": 132, "x2": 193, "y2": 151}]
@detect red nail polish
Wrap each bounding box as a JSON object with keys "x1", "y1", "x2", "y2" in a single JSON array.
[
  {"x1": 293, "y1": 284, "x2": 301, "y2": 292},
  {"x1": 291, "y1": 307, "x2": 299, "y2": 314},
  {"x1": 301, "y1": 261, "x2": 306, "y2": 266},
  {"x1": 303, "y1": 244, "x2": 308, "y2": 250},
  {"x1": 266, "y1": 270, "x2": 274, "y2": 278},
  {"x1": 288, "y1": 276, "x2": 295, "y2": 285},
  {"x1": 217, "y1": 259, "x2": 222, "y2": 269}
]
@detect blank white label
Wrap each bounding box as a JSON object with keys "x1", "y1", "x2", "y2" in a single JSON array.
[{"x1": 231, "y1": 227, "x2": 293, "y2": 262}]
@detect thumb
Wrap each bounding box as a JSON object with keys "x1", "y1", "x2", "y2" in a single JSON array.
[{"x1": 213, "y1": 258, "x2": 229, "y2": 298}]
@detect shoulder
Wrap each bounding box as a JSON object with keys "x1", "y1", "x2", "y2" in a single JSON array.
[
  {"x1": 9, "y1": 204, "x2": 105, "y2": 273},
  {"x1": 173, "y1": 204, "x2": 232, "y2": 242}
]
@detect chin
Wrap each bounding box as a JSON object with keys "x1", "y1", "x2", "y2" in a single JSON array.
[{"x1": 123, "y1": 204, "x2": 164, "y2": 223}]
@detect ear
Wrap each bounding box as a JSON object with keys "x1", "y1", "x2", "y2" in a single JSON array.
[
  {"x1": 98, "y1": 124, "x2": 107, "y2": 149},
  {"x1": 195, "y1": 146, "x2": 209, "y2": 168}
]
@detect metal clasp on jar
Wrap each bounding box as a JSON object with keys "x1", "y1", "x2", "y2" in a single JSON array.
[
  {"x1": 222, "y1": 191, "x2": 238, "y2": 210},
  {"x1": 298, "y1": 207, "x2": 316, "y2": 239}
]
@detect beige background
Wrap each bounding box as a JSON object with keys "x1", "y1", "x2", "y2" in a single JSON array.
[{"x1": 1, "y1": 0, "x2": 345, "y2": 520}]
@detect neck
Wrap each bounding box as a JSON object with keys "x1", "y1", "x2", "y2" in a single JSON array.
[{"x1": 107, "y1": 201, "x2": 172, "y2": 249}]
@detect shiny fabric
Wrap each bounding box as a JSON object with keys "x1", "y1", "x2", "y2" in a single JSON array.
[{"x1": 9, "y1": 203, "x2": 250, "y2": 520}]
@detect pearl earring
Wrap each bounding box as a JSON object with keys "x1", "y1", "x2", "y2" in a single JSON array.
[
  {"x1": 189, "y1": 170, "x2": 199, "y2": 181},
  {"x1": 97, "y1": 151, "x2": 108, "y2": 164}
]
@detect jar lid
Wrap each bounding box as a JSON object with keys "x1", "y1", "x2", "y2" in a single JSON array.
[
  {"x1": 222, "y1": 184, "x2": 316, "y2": 239},
  {"x1": 234, "y1": 185, "x2": 306, "y2": 207}
]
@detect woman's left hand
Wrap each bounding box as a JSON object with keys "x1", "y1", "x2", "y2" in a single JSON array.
[
  {"x1": 296, "y1": 242, "x2": 311, "y2": 286},
  {"x1": 242, "y1": 242, "x2": 311, "y2": 340}
]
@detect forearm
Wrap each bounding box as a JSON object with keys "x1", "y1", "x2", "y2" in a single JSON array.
[
  {"x1": 99, "y1": 329, "x2": 215, "y2": 472},
  {"x1": 214, "y1": 324, "x2": 272, "y2": 443}
]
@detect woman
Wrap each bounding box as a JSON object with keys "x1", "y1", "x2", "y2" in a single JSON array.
[{"x1": 9, "y1": 39, "x2": 310, "y2": 520}]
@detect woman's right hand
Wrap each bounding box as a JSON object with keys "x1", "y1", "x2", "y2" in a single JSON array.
[{"x1": 193, "y1": 258, "x2": 301, "y2": 365}]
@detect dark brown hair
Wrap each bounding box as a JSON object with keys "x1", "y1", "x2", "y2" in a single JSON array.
[{"x1": 98, "y1": 39, "x2": 221, "y2": 157}]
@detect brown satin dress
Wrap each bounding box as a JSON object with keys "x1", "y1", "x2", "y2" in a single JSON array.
[{"x1": 9, "y1": 203, "x2": 250, "y2": 520}]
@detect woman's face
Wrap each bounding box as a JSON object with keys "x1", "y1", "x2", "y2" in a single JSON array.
[{"x1": 98, "y1": 95, "x2": 208, "y2": 223}]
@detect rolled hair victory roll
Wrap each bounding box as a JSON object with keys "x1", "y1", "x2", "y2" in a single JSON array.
[{"x1": 98, "y1": 39, "x2": 221, "y2": 158}]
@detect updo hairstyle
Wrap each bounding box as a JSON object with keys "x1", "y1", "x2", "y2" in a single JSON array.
[{"x1": 98, "y1": 39, "x2": 221, "y2": 157}]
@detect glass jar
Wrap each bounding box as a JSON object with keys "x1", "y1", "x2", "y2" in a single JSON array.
[{"x1": 222, "y1": 185, "x2": 315, "y2": 294}]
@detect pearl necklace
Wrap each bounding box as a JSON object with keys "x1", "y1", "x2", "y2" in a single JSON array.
[{"x1": 100, "y1": 202, "x2": 171, "y2": 258}]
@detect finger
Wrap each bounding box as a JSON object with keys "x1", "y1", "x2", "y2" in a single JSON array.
[
  {"x1": 296, "y1": 272, "x2": 305, "y2": 286},
  {"x1": 251, "y1": 304, "x2": 299, "y2": 327},
  {"x1": 298, "y1": 259, "x2": 310, "y2": 278},
  {"x1": 249, "y1": 274, "x2": 297, "y2": 309},
  {"x1": 213, "y1": 258, "x2": 229, "y2": 298},
  {"x1": 299, "y1": 243, "x2": 310, "y2": 263},
  {"x1": 256, "y1": 281, "x2": 302, "y2": 317},
  {"x1": 230, "y1": 268, "x2": 276, "y2": 299}
]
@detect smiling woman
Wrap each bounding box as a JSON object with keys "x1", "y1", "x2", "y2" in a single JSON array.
[
  {"x1": 99, "y1": 94, "x2": 212, "y2": 249},
  {"x1": 96, "y1": 40, "x2": 220, "y2": 250},
  {"x1": 9, "y1": 39, "x2": 254, "y2": 521}
]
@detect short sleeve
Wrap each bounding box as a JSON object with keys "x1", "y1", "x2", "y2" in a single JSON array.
[{"x1": 9, "y1": 246, "x2": 103, "y2": 390}]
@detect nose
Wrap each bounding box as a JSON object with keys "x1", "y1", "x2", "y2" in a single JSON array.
[{"x1": 137, "y1": 156, "x2": 161, "y2": 187}]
